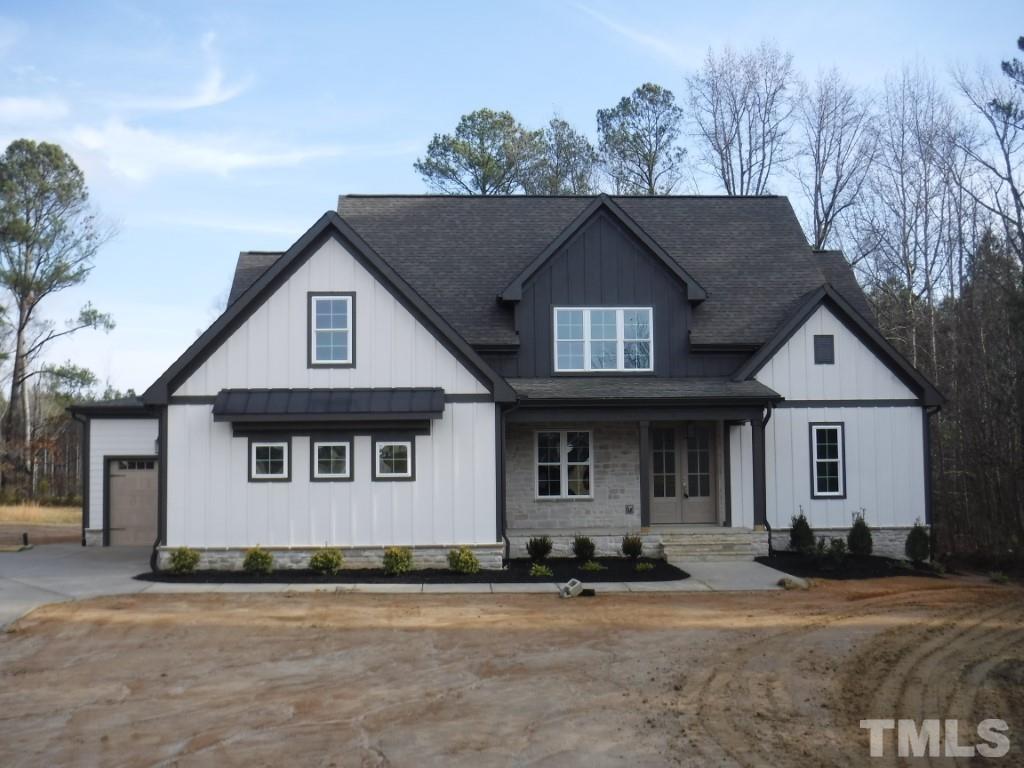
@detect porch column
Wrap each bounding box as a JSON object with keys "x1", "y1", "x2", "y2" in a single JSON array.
[
  {"x1": 638, "y1": 420, "x2": 650, "y2": 527},
  {"x1": 751, "y1": 413, "x2": 767, "y2": 528}
]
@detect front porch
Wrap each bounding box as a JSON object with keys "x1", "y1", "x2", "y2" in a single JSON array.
[{"x1": 501, "y1": 378, "x2": 779, "y2": 560}]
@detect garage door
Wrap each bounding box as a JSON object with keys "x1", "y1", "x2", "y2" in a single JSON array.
[{"x1": 108, "y1": 458, "x2": 158, "y2": 546}]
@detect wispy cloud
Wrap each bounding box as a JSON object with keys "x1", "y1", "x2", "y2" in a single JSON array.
[
  {"x1": 118, "y1": 32, "x2": 252, "y2": 112},
  {"x1": 0, "y1": 96, "x2": 69, "y2": 123},
  {"x1": 69, "y1": 119, "x2": 418, "y2": 180},
  {"x1": 573, "y1": 4, "x2": 698, "y2": 69}
]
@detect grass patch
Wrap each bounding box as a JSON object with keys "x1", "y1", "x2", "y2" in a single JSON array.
[{"x1": 0, "y1": 505, "x2": 80, "y2": 525}]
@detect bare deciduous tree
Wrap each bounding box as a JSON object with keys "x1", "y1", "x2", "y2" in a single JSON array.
[
  {"x1": 793, "y1": 69, "x2": 877, "y2": 249},
  {"x1": 687, "y1": 41, "x2": 799, "y2": 195}
]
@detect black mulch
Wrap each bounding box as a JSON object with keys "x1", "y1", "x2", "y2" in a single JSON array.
[
  {"x1": 757, "y1": 551, "x2": 942, "y2": 580},
  {"x1": 135, "y1": 556, "x2": 689, "y2": 584}
]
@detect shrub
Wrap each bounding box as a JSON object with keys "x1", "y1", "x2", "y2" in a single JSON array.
[
  {"x1": 526, "y1": 536, "x2": 553, "y2": 562},
  {"x1": 447, "y1": 546, "x2": 481, "y2": 574},
  {"x1": 989, "y1": 571, "x2": 1009, "y2": 585},
  {"x1": 572, "y1": 535, "x2": 596, "y2": 561},
  {"x1": 847, "y1": 514, "x2": 873, "y2": 556},
  {"x1": 827, "y1": 537, "x2": 847, "y2": 565},
  {"x1": 634, "y1": 561, "x2": 655, "y2": 573},
  {"x1": 579, "y1": 560, "x2": 606, "y2": 573},
  {"x1": 309, "y1": 548, "x2": 344, "y2": 576},
  {"x1": 382, "y1": 546, "x2": 413, "y2": 576},
  {"x1": 905, "y1": 521, "x2": 930, "y2": 564},
  {"x1": 168, "y1": 547, "x2": 200, "y2": 574},
  {"x1": 529, "y1": 562, "x2": 553, "y2": 578},
  {"x1": 790, "y1": 512, "x2": 814, "y2": 553},
  {"x1": 621, "y1": 534, "x2": 644, "y2": 559},
  {"x1": 243, "y1": 546, "x2": 274, "y2": 575}
]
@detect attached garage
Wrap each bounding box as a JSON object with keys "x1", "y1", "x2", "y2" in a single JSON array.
[{"x1": 69, "y1": 399, "x2": 160, "y2": 547}]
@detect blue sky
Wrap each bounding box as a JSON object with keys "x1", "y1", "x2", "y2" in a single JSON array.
[{"x1": 0, "y1": 0, "x2": 1018, "y2": 392}]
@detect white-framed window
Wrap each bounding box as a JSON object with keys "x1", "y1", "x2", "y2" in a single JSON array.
[
  {"x1": 810, "y1": 423, "x2": 844, "y2": 498},
  {"x1": 536, "y1": 430, "x2": 592, "y2": 498},
  {"x1": 553, "y1": 307, "x2": 653, "y2": 372},
  {"x1": 373, "y1": 438, "x2": 414, "y2": 480},
  {"x1": 311, "y1": 440, "x2": 351, "y2": 481},
  {"x1": 250, "y1": 439, "x2": 289, "y2": 481},
  {"x1": 310, "y1": 293, "x2": 354, "y2": 366}
]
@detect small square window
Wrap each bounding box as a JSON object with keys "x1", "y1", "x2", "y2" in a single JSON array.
[
  {"x1": 250, "y1": 440, "x2": 289, "y2": 481},
  {"x1": 373, "y1": 438, "x2": 414, "y2": 480},
  {"x1": 814, "y1": 334, "x2": 835, "y2": 365},
  {"x1": 311, "y1": 440, "x2": 352, "y2": 481}
]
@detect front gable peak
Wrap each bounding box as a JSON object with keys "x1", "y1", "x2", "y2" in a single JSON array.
[{"x1": 499, "y1": 194, "x2": 707, "y2": 302}]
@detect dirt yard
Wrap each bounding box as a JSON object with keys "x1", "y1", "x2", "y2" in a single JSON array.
[{"x1": 0, "y1": 577, "x2": 1020, "y2": 766}]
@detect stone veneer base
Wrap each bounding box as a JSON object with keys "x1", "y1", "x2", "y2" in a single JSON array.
[{"x1": 156, "y1": 544, "x2": 505, "y2": 572}]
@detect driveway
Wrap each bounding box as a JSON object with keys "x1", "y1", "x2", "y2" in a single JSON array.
[{"x1": 0, "y1": 543, "x2": 150, "y2": 627}]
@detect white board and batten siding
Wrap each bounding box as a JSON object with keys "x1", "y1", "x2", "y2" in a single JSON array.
[
  {"x1": 730, "y1": 304, "x2": 927, "y2": 530},
  {"x1": 166, "y1": 235, "x2": 498, "y2": 549},
  {"x1": 87, "y1": 419, "x2": 159, "y2": 531}
]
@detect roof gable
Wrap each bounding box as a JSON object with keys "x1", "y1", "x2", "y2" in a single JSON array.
[
  {"x1": 499, "y1": 195, "x2": 706, "y2": 302},
  {"x1": 143, "y1": 212, "x2": 515, "y2": 404},
  {"x1": 733, "y1": 284, "x2": 944, "y2": 406}
]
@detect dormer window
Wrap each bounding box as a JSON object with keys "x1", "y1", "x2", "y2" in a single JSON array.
[
  {"x1": 309, "y1": 293, "x2": 355, "y2": 367},
  {"x1": 553, "y1": 307, "x2": 653, "y2": 372}
]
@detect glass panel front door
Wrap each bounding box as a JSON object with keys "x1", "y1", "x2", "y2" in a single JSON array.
[{"x1": 649, "y1": 424, "x2": 718, "y2": 525}]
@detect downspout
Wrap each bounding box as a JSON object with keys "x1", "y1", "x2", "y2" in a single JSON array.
[
  {"x1": 498, "y1": 400, "x2": 519, "y2": 565},
  {"x1": 71, "y1": 412, "x2": 89, "y2": 547},
  {"x1": 762, "y1": 404, "x2": 775, "y2": 556}
]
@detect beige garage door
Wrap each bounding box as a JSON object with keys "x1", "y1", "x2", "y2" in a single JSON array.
[{"x1": 108, "y1": 458, "x2": 158, "y2": 546}]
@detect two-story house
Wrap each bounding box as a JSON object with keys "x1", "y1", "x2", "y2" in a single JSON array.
[{"x1": 71, "y1": 195, "x2": 942, "y2": 568}]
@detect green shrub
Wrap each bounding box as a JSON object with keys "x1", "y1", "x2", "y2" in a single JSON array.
[
  {"x1": 309, "y1": 548, "x2": 344, "y2": 576},
  {"x1": 168, "y1": 546, "x2": 200, "y2": 574},
  {"x1": 847, "y1": 513, "x2": 873, "y2": 556},
  {"x1": 572, "y1": 535, "x2": 596, "y2": 561},
  {"x1": 382, "y1": 546, "x2": 413, "y2": 575},
  {"x1": 634, "y1": 561, "x2": 655, "y2": 573},
  {"x1": 526, "y1": 536, "x2": 553, "y2": 562},
  {"x1": 790, "y1": 512, "x2": 815, "y2": 553},
  {"x1": 905, "y1": 521, "x2": 930, "y2": 564},
  {"x1": 447, "y1": 546, "x2": 481, "y2": 574},
  {"x1": 989, "y1": 571, "x2": 1009, "y2": 585},
  {"x1": 529, "y1": 562, "x2": 553, "y2": 578},
  {"x1": 243, "y1": 546, "x2": 274, "y2": 575},
  {"x1": 827, "y1": 537, "x2": 847, "y2": 565},
  {"x1": 621, "y1": 534, "x2": 643, "y2": 559},
  {"x1": 579, "y1": 559, "x2": 606, "y2": 573}
]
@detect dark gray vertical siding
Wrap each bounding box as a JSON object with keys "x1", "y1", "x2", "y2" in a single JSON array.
[{"x1": 512, "y1": 211, "x2": 698, "y2": 378}]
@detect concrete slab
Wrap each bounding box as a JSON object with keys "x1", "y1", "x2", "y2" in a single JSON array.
[
  {"x1": 581, "y1": 582, "x2": 631, "y2": 593},
  {"x1": 422, "y1": 583, "x2": 492, "y2": 593},
  {"x1": 490, "y1": 582, "x2": 560, "y2": 593},
  {"x1": 677, "y1": 560, "x2": 791, "y2": 591},
  {"x1": 143, "y1": 583, "x2": 223, "y2": 594},
  {"x1": 349, "y1": 583, "x2": 423, "y2": 593},
  {"x1": 218, "y1": 583, "x2": 288, "y2": 593},
  {"x1": 627, "y1": 579, "x2": 711, "y2": 592},
  {"x1": 284, "y1": 584, "x2": 340, "y2": 593}
]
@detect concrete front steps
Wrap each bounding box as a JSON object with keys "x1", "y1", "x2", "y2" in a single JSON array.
[{"x1": 660, "y1": 527, "x2": 757, "y2": 562}]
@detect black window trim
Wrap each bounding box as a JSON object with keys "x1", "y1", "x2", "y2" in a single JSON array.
[
  {"x1": 371, "y1": 434, "x2": 416, "y2": 482},
  {"x1": 309, "y1": 436, "x2": 355, "y2": 482},
  {"x1": 808, "y1": 422, "x2": 846, "y2": 499},
  {"x1": 813, "y1": 334, "x2": 835, "y2": 365},
  {"x1": 307, "y1": 291, "x2": 356, "y2": 369},
  {"x1": 248, "y1": 435, "x2": 292, "y2": 483}
]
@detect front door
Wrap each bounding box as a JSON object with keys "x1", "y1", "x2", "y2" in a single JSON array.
[{"x1": 649, "y1": 424, "x2": 717, "y2": 524}]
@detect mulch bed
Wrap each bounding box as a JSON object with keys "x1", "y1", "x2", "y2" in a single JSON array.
[
  {"x1": 136, "y1": 556, "x2": 688, "y2": 584},
  {"x1": 757, "y1": 551, "x2": 942, "y2": 580}
]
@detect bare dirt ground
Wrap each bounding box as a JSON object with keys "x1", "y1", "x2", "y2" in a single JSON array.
[{"x1": 0, "y1": 577, "x2": 1020, "y2": 767}]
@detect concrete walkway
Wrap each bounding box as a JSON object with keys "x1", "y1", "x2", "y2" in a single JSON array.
[{"x1": 0, "y1": 544, "x2": 799, "y2": 628}]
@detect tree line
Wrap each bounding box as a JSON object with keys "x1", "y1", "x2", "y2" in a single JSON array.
[{"x1": 416, "y1": 38, "x2": 1024, "y2": 563}]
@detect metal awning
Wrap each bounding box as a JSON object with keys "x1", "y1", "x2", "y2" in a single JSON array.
[{"x1": 212, "y1": 388, "x2": 445, "y2": 423}]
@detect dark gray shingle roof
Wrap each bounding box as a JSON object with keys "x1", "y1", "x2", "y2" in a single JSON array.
[
  {"x1": 212, "y1": 388, "x2": 445, "y2": 422},
  {"x1": 227, "y1": 196, "x2": 874, "y2": 347},
  {"x1": 509, "y1": 377, "x2": 780, "y2": 402}
]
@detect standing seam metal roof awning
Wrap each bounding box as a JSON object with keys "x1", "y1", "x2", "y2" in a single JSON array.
[{"x1": 212, "y1": 388, "x2": 446, "y2": 423}]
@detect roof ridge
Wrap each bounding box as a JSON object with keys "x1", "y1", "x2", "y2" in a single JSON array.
[{"x1": 339, "y1": 193, "x2": 786, "y2": 200}]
